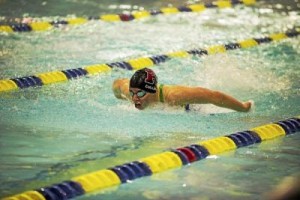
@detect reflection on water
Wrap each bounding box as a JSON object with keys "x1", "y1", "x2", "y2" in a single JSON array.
[{"x1": 0, "y1": 0, "x2": 299, "y2": 21}]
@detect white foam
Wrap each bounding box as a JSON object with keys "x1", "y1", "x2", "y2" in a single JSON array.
[
  {"x1": 207, "y1": 155, "x2": 219, "y2": 159},
  {"x1": 188, "y1": 104, "x2": 234, "y2": 114},
  {"x1": 192, "y1": 54, "x2": 291, "y2": 94}
]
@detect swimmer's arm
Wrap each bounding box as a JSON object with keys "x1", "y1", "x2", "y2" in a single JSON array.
[
  {"x1": 166, "y1": 86, "x2": 251, "y2": 112},
  {"x1": 112, "y1": 79, "x2": 130, "y2": 100}
]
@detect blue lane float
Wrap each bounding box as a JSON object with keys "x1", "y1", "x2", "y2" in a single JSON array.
[
  {"x1": 0, "y1": 0, "x2": 257, "y2": 33},
  {"x1": 1, "y1": 28, "x2": 299, "y2": 93},
  {"x1": 3, "y1": 116, "x2": 300, "y2": 200}
]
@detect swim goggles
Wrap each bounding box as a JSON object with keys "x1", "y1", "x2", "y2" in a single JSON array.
[{"x1": 129, "y1": 90, "x2": 147, "y2": 98}]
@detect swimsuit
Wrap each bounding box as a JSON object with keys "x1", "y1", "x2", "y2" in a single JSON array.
[{"x1": 159, "y1": 84, "x2": 164, "y2": 103}]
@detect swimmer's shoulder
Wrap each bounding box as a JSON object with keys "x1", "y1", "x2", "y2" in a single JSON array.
[
  {"x1": 113, "y1": 78, "x2": 129, "y2": 86},
  {"x1": 119, "y1": 78, "x2": 130, "y2": 84},
  {"x1": 159, "y1": 84, "x2": 178, "y2": 90},
  {"x1": 162, "y1": 84, "x2": 188, "y2": 95},
  {"x1": 160, "y1": 84, "x2": 181, "y2": 103}
]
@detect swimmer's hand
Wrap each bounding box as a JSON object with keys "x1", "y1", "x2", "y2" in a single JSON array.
[
  {"x1": 112, "y1": 79, "x2": 130, "y2": 100},
  {"x1": 242, "y1": 100, "x2": 253, "y2": 112}
]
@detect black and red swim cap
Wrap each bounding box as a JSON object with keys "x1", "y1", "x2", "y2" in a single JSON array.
[{"x1": 130, "y1": 68, "x2": 157, "y2": 93}]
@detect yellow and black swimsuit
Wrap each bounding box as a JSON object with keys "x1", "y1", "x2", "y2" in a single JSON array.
[{"x1": 159, "y1": 84, "x2": 164, "y2": 103}]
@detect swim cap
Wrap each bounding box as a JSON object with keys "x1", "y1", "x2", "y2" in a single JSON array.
[{"x1": 130, "y1": 68, "x2": 157, "y2": 93}]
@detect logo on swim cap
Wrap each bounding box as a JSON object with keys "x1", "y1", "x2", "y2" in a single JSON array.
[
  {"x1": 130, "y1": 68, "x2": 157, "y2": 93},
  {"x1": 144, "y1": 69, "x2": 156, "y2": 85}
]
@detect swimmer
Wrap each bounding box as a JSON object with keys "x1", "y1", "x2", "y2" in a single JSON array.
[{"x1": 112, "y1": 68, "x2": 252, "y2": 111}]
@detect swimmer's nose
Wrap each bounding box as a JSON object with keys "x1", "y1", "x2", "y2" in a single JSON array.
[
  {"x1": 132, "y1": 93, "x2": 140, "y2": 99},
  {"x1": 132, "y1": 95, "x2": 139, "y2": 101}
]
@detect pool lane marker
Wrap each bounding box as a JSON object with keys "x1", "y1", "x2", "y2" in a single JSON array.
[
  {"x1": 0, "y1": 28, "x2": 299, "y2": 94},
  {"x1": 0, "y1": 0, "x2": 256, "y2": 33},
  {"x1": 2, "y1": 116, "x2": 300, "y2": 200}
]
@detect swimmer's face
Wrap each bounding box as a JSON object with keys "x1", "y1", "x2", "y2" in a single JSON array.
[{"x1": 129, "y1": 87, "x2": 151, "y2": 110}]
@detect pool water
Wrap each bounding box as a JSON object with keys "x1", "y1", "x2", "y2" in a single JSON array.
[{"x1": 0, "y1": 0, "x2": 300, "y2": 199}]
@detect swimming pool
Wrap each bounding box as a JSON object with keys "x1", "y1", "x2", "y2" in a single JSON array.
[{"x1": 0, "y1": 0, "x2": 300, "y2": 199}]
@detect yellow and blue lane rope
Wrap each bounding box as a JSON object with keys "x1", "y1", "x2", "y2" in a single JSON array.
[
  {"x1": 0, "y1": 28, "x2": 299, "y2": 93},
  {"x1": 0, "y1": 0, "x2": 256, "y2": 33},
  {"x1": 2, "y1": 116, "x2": 300, "y2": 200}
]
